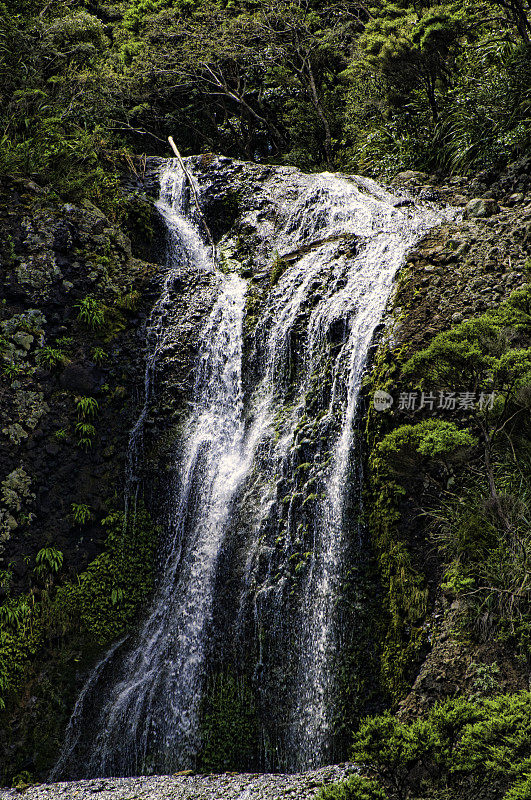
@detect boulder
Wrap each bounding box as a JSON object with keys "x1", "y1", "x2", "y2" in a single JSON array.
[
  {"x1": 464, "y1": 197, "x2": 499, "y2": 218},
  {"x1": 391, "y1": 170, "x2": 429, "y2": 184}
]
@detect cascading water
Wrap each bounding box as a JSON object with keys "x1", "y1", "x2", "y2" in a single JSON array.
[
  {"x1": 54, "y1": 158, "x2": 451, "y2": 779},
  {"x1": 228, "y1": 173, "x2": 449, "y2": 769},
  {"x1": 125, "y1": 164, "x2": 212, "y2": 516}
]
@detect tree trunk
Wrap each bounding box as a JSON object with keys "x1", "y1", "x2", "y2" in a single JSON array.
[{"x1": 306, "y1": 58, "x2": 334, "y2": 168}]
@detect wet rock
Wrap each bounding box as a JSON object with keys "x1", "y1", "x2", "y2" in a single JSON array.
[
  {"x1": 52, "y1": 222, "x2": 74, "y2": 253},
  {"x1": 464, "y1": 197, "x2": 499, "y2": 219},
  {"x1": 418, "y1": 188, "x2": 443, "y2": 202},
  {"x1": 506, "y1": 192, "x2": 525, "y2": 206},
  {"x1": 394, "y1": 198, "x2": 414, "y2": 207},
  {"x1": 392, "y1": 170, "x2": 429, "y2": 184},
  {"x1": 10, "y1": 177, "x2": 45, "y2": 195},
  {"x1": 59, "y1": 363, "x2": 99, "y2": 394}
]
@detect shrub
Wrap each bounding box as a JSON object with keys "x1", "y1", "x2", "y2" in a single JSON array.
[
  {"x1": 378, "y1": 420, "x2": 477, "y2": 462},
  {"x1": 351, "y1": 694, "x2": 531, "y2": 799},
  {"x1": 317, "y1": 775, "x2": 389, "y2": 800}
]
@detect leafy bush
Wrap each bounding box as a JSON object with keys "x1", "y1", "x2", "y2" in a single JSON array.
[
  {"x1": 505, "y1": 774, "x2": 531, "y2": 800},
  {"x1": 351, "y1": 694, "x2": 531, "y2": 800},
  {"x1": 367, "y1": 277, "x2": 531, "y2": 698},
  {"x1": 378, "y1": 420, "x2": 477, "y2": 461},
  {"x1": 318, "y1": 775, "x2": 389, "y2": 800}
]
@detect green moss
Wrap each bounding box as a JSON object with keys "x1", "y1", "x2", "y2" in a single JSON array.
[
  {"x1": 123, "y1": 191, "x2": 157, "y2": 244},
  {"x1": 243, "y1": 280, "x2": 267, "y2": 335},
  {"x1": 364, "y1": 330, "x2": 428, "y2": 701},
  {"x1": 198, "y1": 668, "x2": 260, "y2": 772},
  {"x1": 270, "y1": 251, "x2": 289, "y2": 286}
]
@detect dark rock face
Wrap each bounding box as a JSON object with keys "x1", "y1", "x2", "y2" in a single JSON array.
[{"x1": 59, "y1": 363, "x2": 101, "y2": 394}]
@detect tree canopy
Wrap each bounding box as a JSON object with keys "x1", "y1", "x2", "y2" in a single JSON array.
[{"x1": 0, "y1": 0, "x2": 529, "y2": 190}]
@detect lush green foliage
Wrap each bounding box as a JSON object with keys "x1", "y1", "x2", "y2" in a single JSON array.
[
  {"x1": 366, "y1": 277, "x2": 531, "y2": 699},
  {"x1": 345, "y1": 693, "x2": 531, "y2": 800},
  {"x1": 401, "y1": 289, "x2": 531, "y2": 644},
  {"x1": 0, "y1": 506, "x2": 157, "y2": 715},
  {"x1": 75, "y1": 396, "x2": 99, "y2": 419},
  {"x1": 34, "y1": 547, "x2": 63, "y2": 583},
  {"x1": 378, "y1": 419, "x2": 477, "y2": 460},
  {"x1": 318, "y1": 774, "x2": 389, "y2": 800},
  {"x1": 345, "y1": 1, "x2": 531, "y2": 176},
  {"x1": 1, "y1": 0, "x2": 528, "y2": 181}
]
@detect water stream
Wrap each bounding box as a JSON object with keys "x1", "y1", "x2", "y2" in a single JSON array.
[{"x1": 54, "y1": 159, "x2": 449, "y2": 778}]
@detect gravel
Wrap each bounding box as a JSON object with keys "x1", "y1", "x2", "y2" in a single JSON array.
[{"x1": 0, "y1": 765, "x2": 353, "y2": 800}]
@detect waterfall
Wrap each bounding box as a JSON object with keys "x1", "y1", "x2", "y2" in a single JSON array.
[
  {"x1": 229, "y1": 172, "x2": 447, "y2": 769},
  {"x1": 124, "y1": 165, "x2": 212, "y2": 519},
  {"x1": 54, "y1": 159, "x2": 450, "y2": 779}
]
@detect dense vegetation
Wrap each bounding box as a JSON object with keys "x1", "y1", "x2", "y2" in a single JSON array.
[
  {"x1": 342, "y1": 268, "x2": 531, "y2": 799},
  {"x1": 367, "y1": 274, "x2": 531, "y2": 697},
  {"x1": 1, "y1": 0, "x2": 530, "y2": 197},
  {"x1": 0, "y1": 506, "x2": 157, "y2": 784},
  {"x1": 319, "y1": 692, "x2": 531, "y2": 799}
]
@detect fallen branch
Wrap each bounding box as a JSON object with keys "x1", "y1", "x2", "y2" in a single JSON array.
[{"x1": 167, "y1": 136, "x2": 216, "y2": 260}]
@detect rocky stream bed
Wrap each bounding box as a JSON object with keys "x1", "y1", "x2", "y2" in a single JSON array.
[{"x1": 0, "y1": 765, "x2": 352, "y2": 799}]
